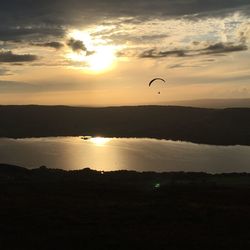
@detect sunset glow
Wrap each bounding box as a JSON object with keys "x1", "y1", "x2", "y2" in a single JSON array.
[
  {"x1": 67, "y1": 30, "x2": 117, "y2": 72},
  {"x1": 0, "y1": 1, "x2": 249, "y2": 106}
]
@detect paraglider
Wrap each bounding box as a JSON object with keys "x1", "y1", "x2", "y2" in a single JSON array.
[
  {"x1": 148, "y1": 78, "x2": 166, "y2": 87},
  {"x1": 149, "y1": 78, "x2": 166, "y2": 94}
]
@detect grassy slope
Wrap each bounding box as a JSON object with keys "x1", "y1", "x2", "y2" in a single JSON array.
[{"x1": 1, "y1": 164, "x2": 250, "y2": 249}]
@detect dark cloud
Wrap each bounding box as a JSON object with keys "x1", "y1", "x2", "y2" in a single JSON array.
[
  {"x1": 86, "y1": 51, "x2": 95, "y2": 56},
  {"x1": 1, "y1": 1, "x2": 249, "y2": 21},
  {"x1": 31, "y1": 41, "x2": 64, "y2": 49},
  {"x1": 67, "y1": 38, "x2": 87, "y2": 52},
  {"x1": 67, "y1": 38, "x2": 95, "y2": 55},
  {"x1": 139, "y1": 42, "x2": 248, "y2": 58},
  {"x1": 0, "y1": 27, "x2": 65, "y2": 42},
  {"x1": 168, "y1": 63, "x2": 201, "y2": 69},
  {"x1": 140, "y1": 49, "x2": 187, "y2": 58},
  {"x1": 201, "y1": 43, "x2": 248, "y2": 55},
  {"x1": 0, "y1": 1, "x2": 249, "y2": 43},
  {"x1": 0, "y1": 51, "x2": 38, "y2": 63},
  {"x1": 116, "y1": 50, "x2": 134, "y2": 58}
]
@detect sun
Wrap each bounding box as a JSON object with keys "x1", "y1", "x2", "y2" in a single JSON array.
[
  {"x1": 87, "y1": 46, "x2": 116, "y2": 72},
  {"x1": 66, "y1": 30, "x2": 117, "y2": 73}
]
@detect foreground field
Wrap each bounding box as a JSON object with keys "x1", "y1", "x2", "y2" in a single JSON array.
[{"x1": 1, "y1": 164, "x2": 250, "y2": 249}]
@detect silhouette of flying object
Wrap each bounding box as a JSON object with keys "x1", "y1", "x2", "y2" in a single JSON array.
[
  {"x1": 149, "y1": 78, "x2": 166, "y2": 95},
  {"x1": 148, "y1": 78, "x2": 166, "y2": 87}
]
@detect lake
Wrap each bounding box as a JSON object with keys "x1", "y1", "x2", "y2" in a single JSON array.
[{"x1": 0, "y1": 136, "x2": 249, "y2": 173}]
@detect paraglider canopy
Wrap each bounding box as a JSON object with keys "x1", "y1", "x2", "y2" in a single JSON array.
[{"x1": 148, "y1": 78, "x2": 166, "y2": 87}]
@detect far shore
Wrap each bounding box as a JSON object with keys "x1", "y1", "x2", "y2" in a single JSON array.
[{"x1": 0, "y1": 105, "x2": 250, "y2": 146}]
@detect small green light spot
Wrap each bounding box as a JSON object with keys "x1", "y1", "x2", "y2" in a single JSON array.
[{"x1": 155, "y1": 183, "x2": 160, "y2": 188}]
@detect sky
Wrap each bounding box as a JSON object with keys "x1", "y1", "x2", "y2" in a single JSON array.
[{"x1": 0, "y1": 0, "x2": 250, "y2": 106}]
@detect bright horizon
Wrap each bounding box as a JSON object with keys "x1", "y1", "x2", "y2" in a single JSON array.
[{"x1": 1, "y1": 1, "x2": 250, "y2": 106}]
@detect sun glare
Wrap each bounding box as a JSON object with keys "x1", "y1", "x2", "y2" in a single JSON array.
[
  {"x1": 67, "y1": 30, "x2": 117, "y2": 73},
  {"x1": 87, "y1": 46, "x2": 116, "y2": 72},
  {"x1": 90, "y1": 137, "x2": 111, "y2": 146}
]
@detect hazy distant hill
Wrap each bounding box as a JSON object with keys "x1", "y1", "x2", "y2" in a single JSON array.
[
  {"x1": 164, "y1": 98, "x2": 250, "y2": 108},
  {"x1": 0, "y1": 105, "x2": 249, "y2": 145}
]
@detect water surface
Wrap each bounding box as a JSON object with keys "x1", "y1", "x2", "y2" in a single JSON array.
[{"x1": 0, "y1": 137, "x2": 249, "y2": 173}]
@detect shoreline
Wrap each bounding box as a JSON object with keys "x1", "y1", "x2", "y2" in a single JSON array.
[
  {"x1": 1, "y1": 163, "x2": 250, "y2": 186},
  {"x1": 1, "y1": 105, "x2": 249, "y2": 146},
  {"x1": 0, "y1": 134, "x2": 250, "y2": 146}
]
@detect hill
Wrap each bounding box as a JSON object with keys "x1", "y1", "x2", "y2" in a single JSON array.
[
  {"x1": 1, "y1": 164, "x2": 250, "y2": 250},
  {"x1": 0, "y1": 105, "x2": 249, "y2": 145}
]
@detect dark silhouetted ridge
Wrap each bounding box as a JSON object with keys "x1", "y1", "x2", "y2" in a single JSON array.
[{"x1": 0, "y1": 105, "x2": 249, "y2": 145}]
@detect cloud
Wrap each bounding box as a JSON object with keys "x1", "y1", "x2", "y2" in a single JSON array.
[
  {"x1": 0, "y1": 27, "x2": 65, "y2": 42},
  {"x1": 100, "y1": 33, "x2": 167, "y2": 45},
  {"x1": 0, "y1": 81, "x2": 33, "y2": 93},
  {"x1": 238, "y1": 23, "x2": 250, "y2": 44},
  {"x1": 0, "y1": 0, "x2": 249, "y2": 61},
  {"x1": 0, "y1": 51, "x2": 38, "y2": 63},
  {"x1": 0, "y1": 1, "x2": 249, "y2": 40},
  {"x1": 31, "y1": 41, "x2": 64, "y2": 49},
  {"x1": 2, "y1": 1, "x2": 250, "y2": 19},
  {"x1": 0, "y1": 81, "x2": 74, "y2": 93},
  {"x1": 67, "y1": 38, "x2": 87, "y2": 52},
  {"x1": 139, "y1": 42, "x2": 248, "y2": 58},
  {"x1": 0, "y1": 67, "x2": 11, "y2": 75},
  {"x1": 168, "y1": 63, "x2": 203, "y2": 69},
  {"x1": 140, "y1": 49, "x2": 187, "y2": 58},
  {"x1": 202, "y1": 42, "x2": 248, "y2": 54},
  {"x1": 0, "y1": 0, "x2": 249, "y2": 71},
  {"x1": 67, "y1": 38, "x2": 95, "y2": 55}
]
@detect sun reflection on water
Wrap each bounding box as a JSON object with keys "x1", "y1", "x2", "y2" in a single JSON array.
[{"x1": 89, "y1": 137, "x2": 111, "y2": 146}]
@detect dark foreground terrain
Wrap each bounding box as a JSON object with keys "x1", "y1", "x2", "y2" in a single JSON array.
[
  {"x1": 0, "y1": 105, "x2": 250, "y2": 145},
  {"x1": 1, "y1": 164, "x2": 250, "y2": 249}
]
